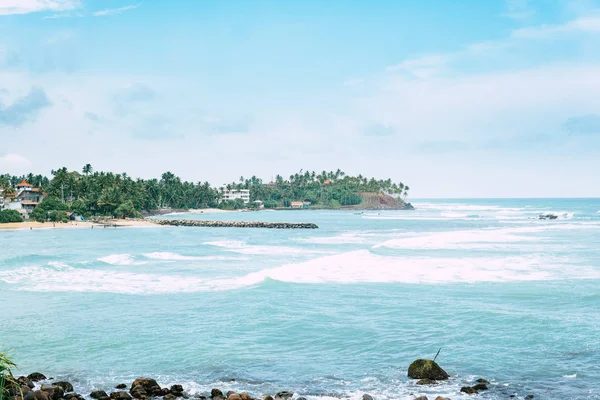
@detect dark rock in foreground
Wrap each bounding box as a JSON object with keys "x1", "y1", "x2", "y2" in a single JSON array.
[
  {"x1": 90, "y1": 391, "x2": 109, "y2": 400},
  {"x1": 155, "y1": 219, "x2": 318, "y2": 229},
  {"x1": 53, "y1": 382, "x2": 74, "y2": 393},
  {"x1": 408, "y1": 359, "x2": 449, "y2": 380},
  {"x1": 115, "y1": 384, "x2": 127, "y2": 390},
  {"x1": 27, "y1": 373, "x2": 47, "y2": 383}
]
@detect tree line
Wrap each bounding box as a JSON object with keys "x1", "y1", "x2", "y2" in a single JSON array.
[{"x1": 0, "y1": 166, "x2": 409, "y2": 220}]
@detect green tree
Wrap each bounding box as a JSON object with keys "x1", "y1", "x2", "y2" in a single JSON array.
[{"x1": 0, "y1": 210, "x2": 24, "y2": 223}]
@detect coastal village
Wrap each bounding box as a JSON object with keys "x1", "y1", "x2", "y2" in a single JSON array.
[{"x1": 0, "y1": 179, "x2": 47, "y2": 219}]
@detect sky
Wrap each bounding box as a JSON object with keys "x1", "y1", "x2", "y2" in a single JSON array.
[{"x1": 0, "y1": 0, "x2": 600, "y2": 198}]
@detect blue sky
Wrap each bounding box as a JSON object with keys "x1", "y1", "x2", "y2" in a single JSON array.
[{"x1": 1, "y1": 0, "x2": 600, "y2": 197}]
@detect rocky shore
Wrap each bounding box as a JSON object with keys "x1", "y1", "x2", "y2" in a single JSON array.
[
  {"x1": 2, "y1": 360, "x2": 535, "y2": 400},
  {"x1": 154, "y1": 220, "x2": 319, "y2": 229}
]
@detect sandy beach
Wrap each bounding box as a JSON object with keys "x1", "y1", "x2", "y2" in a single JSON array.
[{"x1": 0, "y1": 219, "x2": 157, "y2": 230}]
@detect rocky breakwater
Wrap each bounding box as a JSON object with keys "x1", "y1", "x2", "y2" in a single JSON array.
[{"x1": 154, "y1": 219, "x2": 319, "y2": 229}]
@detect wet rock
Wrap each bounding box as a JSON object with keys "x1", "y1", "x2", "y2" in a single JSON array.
[
  {"x1": 211, "y1": 390, "x2": 224, "y2": 399},
  {"x1": 460, "y1": 387, "x2": 477, "y2": 395},
  {"x1": 170, "y1": 386, "x2": 183, "y2": 395},
  {"x1": 296, "y1": 398, "x2": 306, "y2": 400},
  {"x1": 263, "y1": 396, "x2": 273, "y2": 400},
  {"x1": 115, "y1": 385, "x2": 127, "y2": 390},
  {"x1": 90, "y1": 391, "x2": 109, "y2": 400},
  {"x1": 539, "y1": 214, "x2": 558, "y2": 220},
  {"x1": 226, "y1": 393, "x2": 236, "y2": 399},
  {"x1": 110, "y1": 392, "x2": 132, "y2": 400},
  {"x1": 472, "y1": 384, "x2": 488, "y2": 392},
  {"x1": 53, "y1": 382, "x2": 74, "y2": 393},
  {"x1": 24, "y1": 391, "x2": 35, "y2": 400},
  {"x1": 27, "y1": 374, "x2": 47, "y2": 383},
  {"x1": 22, "y1": 385, "x2": 32, "y2": 395},
  {"x1": 525, "y1": 395, "x2": 534, "y2": 399},
  {"x1": 275, "y1": 392, "x2": 293, "y2": 400},
  {"x1": 164, "y1": 395, "x2": 177, "y2": 400},
  {"x1": 362, "y1": 395, "x2": 374, "y2": 400},
  {"x1": 130, "y1": 378, "x2": 162, "y2": 399},
  {"x1": 16, "y1": 377, "x2": 35, "y2": 389},
  {"x1": 408, "y1": 359, "x2": 449, "y2": 380},
  {"x1": 227, "y1": 395, "x2": 241, "y2": 400},
  {"x1": 239, "y1": 394, "x2": 251, "y2": 400},
  {"x1": 64, "y1": 394, "x2": 84, "y2": 400},
  {"x1": 33, "y1": 391, "x2": 49, "y2": 400},
  {"x1": 475, "y1": 378, "x2": 489, "y2": 384},
  {"x1": 416, "y1": 379, "x2": 436, "y2": 385},
  {"x1": 41, "y1": 384, "x2": 64, "y2": 400},
  {"x1": 415, "y1": 396, "x2": 428, "y2": 400},
  {"x1": 434, "y1": 397, "x2": 449, "y2": 400}
]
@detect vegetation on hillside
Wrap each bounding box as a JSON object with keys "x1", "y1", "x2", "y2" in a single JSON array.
[{"x1": 0, "y1": 167, "x2": 409, "y2": 219}]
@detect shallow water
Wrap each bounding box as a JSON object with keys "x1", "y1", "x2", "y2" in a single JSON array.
[{"x1": 1, "y1": 199, "x2": 599, "y2": 400}]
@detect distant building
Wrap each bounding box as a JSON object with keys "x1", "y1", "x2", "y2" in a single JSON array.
[
  {"x1": 220, "y1": 186, "x2": 250, "y2": 203},
  {"x1": 3, "y1": 180, "x2": 45, "y2": 218},
  {"x1": 291, "y1": 201, "x2": 311, "y2": 208}
]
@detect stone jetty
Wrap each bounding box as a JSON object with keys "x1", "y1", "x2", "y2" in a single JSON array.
[{"x1": 154, "y1": 219, "x2": 318, "y2": 229}]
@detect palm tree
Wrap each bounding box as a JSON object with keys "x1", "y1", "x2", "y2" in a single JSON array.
[{"x1": 82, "y1": 164, "x2": 93, "y2": 176}]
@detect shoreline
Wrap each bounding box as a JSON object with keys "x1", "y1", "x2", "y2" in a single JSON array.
[{"x1": 0, "y1": 219, "x2": 157, "y2": 231}]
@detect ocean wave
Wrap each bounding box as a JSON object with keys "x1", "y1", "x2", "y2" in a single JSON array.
[
  {"x1": 98, "y1": 254, "x2": 146, "y2": 266},
  {"x1": 0, "y1": 262, "x2": 206, "y2": 294},
  {"x1": 143, "y1": 252, "x2": 245, "y2": 261},
  {"x1": 3, "y1": 248, "x2": 598, "y2": 294},
  {"x1": 223, "y1": 250, "x2": 597, "y2": 285},
  {"x1": 203, "y1": 240, "x2": 325, "y2": 256}
]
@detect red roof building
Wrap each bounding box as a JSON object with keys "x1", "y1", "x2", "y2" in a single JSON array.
[{"x1": 17, "y1": 179, "x2": 33, "y2": 188}]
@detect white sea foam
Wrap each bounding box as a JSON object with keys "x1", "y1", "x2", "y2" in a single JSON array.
[
  {"x1": 204, "y1": 240, "x2": 324, "y2": 256},
  {"x1": 0, "y1": 262, "x2": 206, "y2": 294},
  {"x1": 143, "y1": 252, "x2": 244, "y2": 261},
  {"x1": 219, "y1": 250, "x2": 595, "y2": 286},
  {"x1": 563, "y1": 374, "x2": 577, "y2": 379},
  {"x1": 98, "y1": 254, "x2": 146, "y2": 266}
]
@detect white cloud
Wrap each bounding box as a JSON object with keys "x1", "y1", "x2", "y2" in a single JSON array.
[
  {"x1": 503, "y1": 0, "x2": 535, "y2": 21},
  {"x1": 0, "y1": 0, "x2": 80, "y2": 16},
  {"x1": 512, "y1": 16, "x2": 600, "y2": 38},
  {"x1": 92, "y1": 5, "x2": 138, "y2": 17},
  {"x1": 386, "y1": 54, "x2": 448, "y2": 79},
  {"x1": 0, "y1": 154, "x2": 32, "y2": 173}
]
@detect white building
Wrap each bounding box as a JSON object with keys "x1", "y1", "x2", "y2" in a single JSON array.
[{"x1": 220, "y1": 186, "x2": 250, "y2": 203}]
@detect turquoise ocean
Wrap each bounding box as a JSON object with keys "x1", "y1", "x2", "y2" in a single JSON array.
[{"x1": 1, "y1": 199, "x2": 599, "y2": 400}]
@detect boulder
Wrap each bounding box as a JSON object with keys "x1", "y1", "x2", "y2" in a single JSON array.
[
  {"x1": 115, "y1": 385, "x2": 127, "y2": 390},
  {"x1": 434, "y1": 397, "x2": 449, "y2": 400},
  {"x1": 170, "y1": 385, "x2": 184, "y2": 395},
  {"x1": 407, "y1": 360, "x2": 449, "y2": 380},
  {"x1": 64, "y1": 394, "x2": 84, "y2": 400},
  {"x1": 525, "y1": 395, "x2": 534, "y2": 399},
  {"x1": 227, "y1": 395, "x2": 241, "y2": 400},
  {"x1": 90, "y1": 391, "x2": 109, "y2": 400},
  {"x1": 130, "y1": 378, "x2": 162, "y2": 399},
  {"x1": 16, "y1": 377, "x2": 35, "y2": 389},
  {"x1": 41, "y1": 384, "x2": 64, "y2": 400},
  {"x1": 239, "y1": 394, "x2": 251, "y2": 400},
  {"x1": 416, "y1": 379, "x2": 436, "y2": 385},
  {"x1": 53, "y1": 382, "x2": 74, "y2": 393},
  {"x1": 362, "y1": 395, "x2": 374, "y2": 400},
  {"x1": 460, "y1": 387, "x2": 477, "y2": 395},
  {"x1": 211, "y1": 390, "x2": 224, "y2": 399},
  {"x1": 475, "y1": 378, "x2": 489, "y2": 384},
  {"x1": 275, "y1": 392, "x2": 293, "y2": 400},
  {"x1": 22, "y1": 385, "x2": 32, "y2": 394},
  {"x1": 415, "y1": 396, "x2": 428, "y2": 400},
  {"x1": 24, "y1": 391, "x2": 35, "y2": 400},
  {"x1": 263, "y1": 397, "x2": 273, "y2": 400},
  {"x1": 110, "y1": 392, "x2": 132, "y2": 400},
  {"x1": 27, "y1": 374, "x2": 47, "y2": 383},
  {"x1": 33, "y1": 391, "x2": 49, "y2": 400},
  {"x1": 472, "y1": 384, "x2": 487, "y2": 392},
  {"x1": 164, "y1": 395, "x2": 177, "y2": 400},
  {"x1": 296, "y1": 398, "x2": 306, "y2": 400}
]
